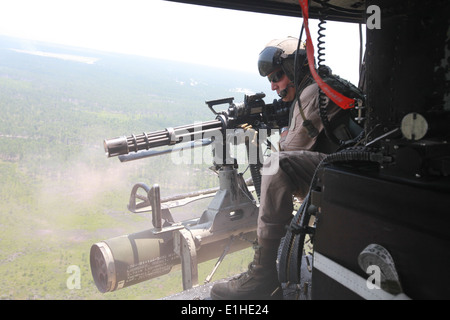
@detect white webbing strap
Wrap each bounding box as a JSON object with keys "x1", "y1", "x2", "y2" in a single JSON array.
[{"x1": 313, "y1": 252, "x2": 410, "y2": 300}]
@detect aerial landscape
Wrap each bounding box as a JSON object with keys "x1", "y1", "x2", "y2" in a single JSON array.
[{"x1": 0, "y1": 35, "x2": 274, "y2": 299}]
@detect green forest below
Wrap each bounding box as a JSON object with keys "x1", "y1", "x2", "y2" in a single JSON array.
[{"x1": 0, "y1": 36, "x2": 275, "y2": 299}]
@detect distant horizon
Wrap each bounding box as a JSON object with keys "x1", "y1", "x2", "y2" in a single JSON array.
[
  {"x1": 0, "y1": 34, "x2": 261, "y2": 75},
  {"x1": 0, "y1": 31, "x2": 364, "y2": 90},
  {"x1": 0, "y1": 34, "x2": 280, "y2": 103},
  {"x1": 0, "y1": 0, "x2": 365, "y2": 85}
]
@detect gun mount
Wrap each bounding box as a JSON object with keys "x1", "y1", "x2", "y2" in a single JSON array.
[
  {"x1": 90, "y1": 93, "x2": 290, "y2": 293},
  {"x1": 90, "y1": 166, "x2": 258, "y2": 292}
]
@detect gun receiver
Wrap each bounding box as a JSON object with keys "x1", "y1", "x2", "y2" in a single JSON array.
[{"x1": 90, "y1": 93, "x2": 290, "y2": 294}]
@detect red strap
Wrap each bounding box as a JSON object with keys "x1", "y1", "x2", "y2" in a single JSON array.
[{"x1": 299, "y1": 0, "x2": 355, "y2": 109}]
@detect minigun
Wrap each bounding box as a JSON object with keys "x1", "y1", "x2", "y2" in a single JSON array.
[
  {"x1": 103, "y1": 92, "x2": 289, "y2": 160},
  {"x1": 90, "y1": 93, "x2": 290, "y2": 293}
]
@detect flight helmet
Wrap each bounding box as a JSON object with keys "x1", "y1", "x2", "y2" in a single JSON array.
[{"x1": 258, "y1": 37, "x2": 308, "y2": 83}]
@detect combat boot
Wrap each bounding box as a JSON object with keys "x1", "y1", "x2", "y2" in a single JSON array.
[{"x1": 210, "y1": 238, "x2": 282, "y2": 300}]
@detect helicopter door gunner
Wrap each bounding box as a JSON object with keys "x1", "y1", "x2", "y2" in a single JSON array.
[{"x1": 210, "y1": 37, "x2": 342, "y2": 300}]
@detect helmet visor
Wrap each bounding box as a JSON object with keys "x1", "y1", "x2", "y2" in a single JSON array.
[{"x1": 258, "y1": 46, "x2": 283, "y2": 77}]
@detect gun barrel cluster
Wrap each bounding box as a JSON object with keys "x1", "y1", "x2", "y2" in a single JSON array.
[{"x1": 104, "y1": 119, "x2": 223, "y2": 157}]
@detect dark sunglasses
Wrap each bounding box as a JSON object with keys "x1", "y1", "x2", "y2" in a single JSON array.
[{"x1": 267, "y1": 69, "x2": 285, "y2": 83}]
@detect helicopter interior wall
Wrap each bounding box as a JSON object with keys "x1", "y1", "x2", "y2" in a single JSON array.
[
  {"x1": 311, "y1": 165, "x2": 450, "y2": 299},
  {"x1": 365, "y1": 0, "x2": 449, "y2": 142}
]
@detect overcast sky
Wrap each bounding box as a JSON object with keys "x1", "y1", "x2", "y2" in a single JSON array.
[{"x1": 0, "y1": 0, "x2": 365, "y2": 84}]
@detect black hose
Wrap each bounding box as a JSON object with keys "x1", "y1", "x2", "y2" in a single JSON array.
[{"x1": 278, "y1": 148, "x2": 382, "y2": 285}]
